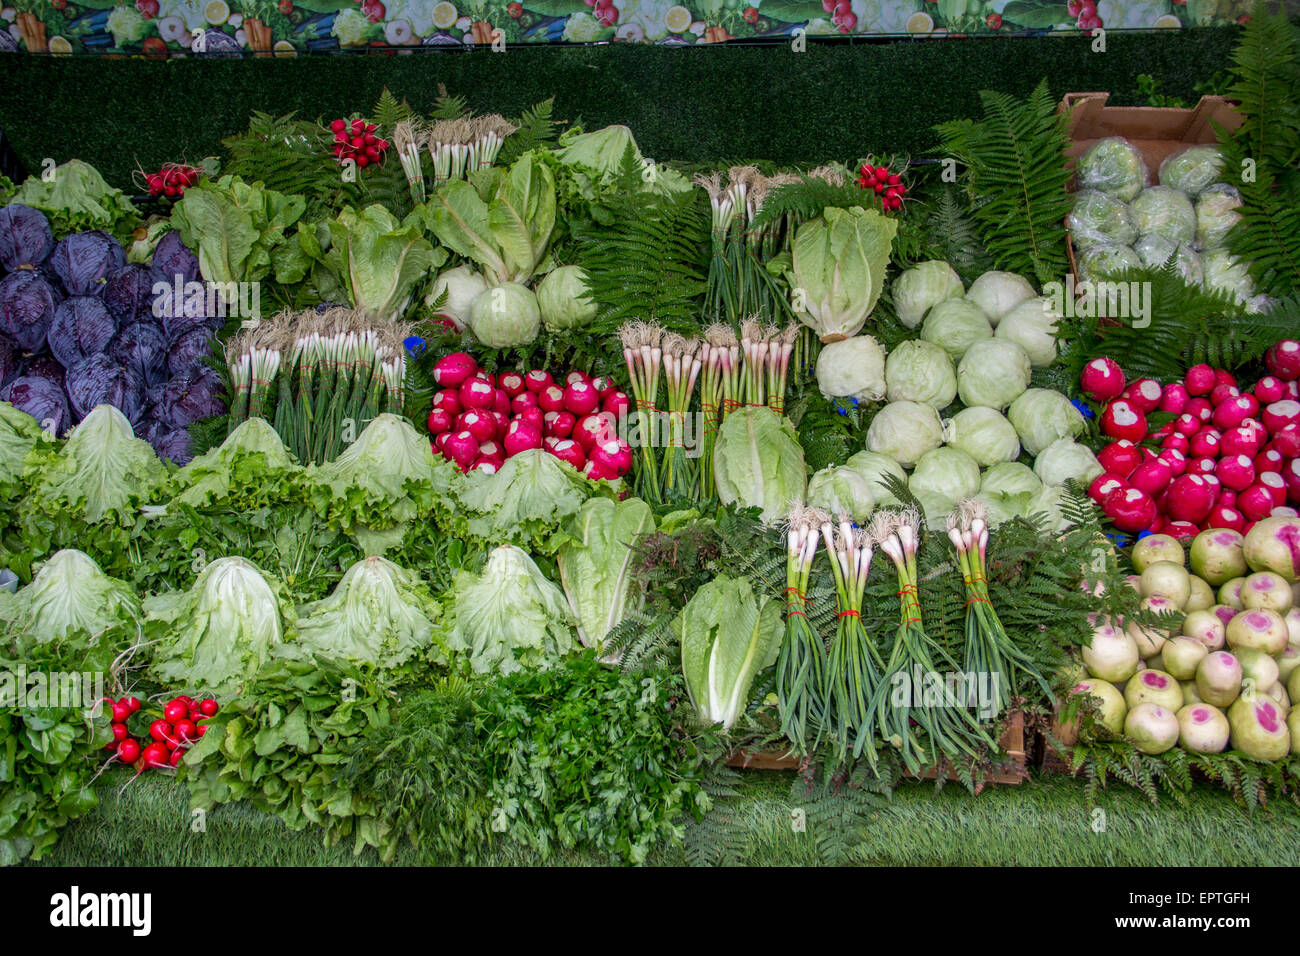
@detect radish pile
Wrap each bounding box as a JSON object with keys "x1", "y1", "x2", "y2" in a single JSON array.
[
  {"x1": 105, "y1": 693, "x2": 219, "y2": 771},
  {"x1": 425, "y1": 352, "x2": 634, "y2": 481},
  {"x1": 1082, "y1": 340, "x2": 1300, "y2": 537}
]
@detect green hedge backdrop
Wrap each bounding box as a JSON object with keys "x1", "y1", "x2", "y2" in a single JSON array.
[{"x1": 0, "y1": 29, "x2": 1240, "y2": 189}]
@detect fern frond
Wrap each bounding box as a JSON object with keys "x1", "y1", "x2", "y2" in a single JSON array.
[{"x1": 498, "y1": 98, "x2": 559, "y2": 166}]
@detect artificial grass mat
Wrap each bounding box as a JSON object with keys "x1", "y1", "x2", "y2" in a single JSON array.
[{"x1": 32, "y1": 769, "x2": 1300, "y2": 867}]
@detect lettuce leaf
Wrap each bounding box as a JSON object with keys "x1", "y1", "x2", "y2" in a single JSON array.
[
  {"x1": 457, "y1": 448, "x2": 598, "y2": 551},
  {"x1": 321, "y1": 205, "x2": 446, "y2": 322},
  {"x1": 0, "y1": 549, "x2": 140, "y2": 649},
  {"x1": 0, "y1": 400, "x2": 47, "y2": 498},
  {"x1": 712, "y1": 406, "x2": 807, "y2": 527},
  {"x1": 171, "y1": 417, "x2": 304, "y2": 511}
]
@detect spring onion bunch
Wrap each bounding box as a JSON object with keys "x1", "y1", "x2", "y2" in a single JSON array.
[
  {"x1": 392, "y1": 120, "x2": 426, "y2": 205},
  {"x1": 424, "y1": 115, "x2": 518, "y2": 187},
  {"x1": 659, "y1": 333, "x2": 702, "y2": 499},
  {"x1": 696, "y1": 168, "x2": 793, "y2": 325},
  {"x1": 618, "y1": 321, "x2": 663, "y2": 501},
  {"x1": 777, "y1": 505, "x2": 827, "y2": 756},
  {"x1": 697, "y1": 324, "x2": 738, "y2": 499}
]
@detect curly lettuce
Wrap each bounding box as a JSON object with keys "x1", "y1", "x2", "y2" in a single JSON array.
[{"x1": 0, "y1": 549, "x2": 140, "y2": 648}]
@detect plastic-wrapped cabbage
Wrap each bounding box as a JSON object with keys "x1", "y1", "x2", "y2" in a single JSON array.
[
  {"x1": 956, "y1": 340, "x2": 1031, "y2": 410},
  {"x1": 0, "y1": 549, "x2": 140, "y2": 647},
  {"x1": 1173, "y1": 245, "x2": 1203, "y2": 287},
  {"x1": 909, "y1": 447, "x2": 980, "y2": 528},
  {"x1": 1068, "y1": 190, "x2": 1138, "y2": 248},
  {"x1": 468, "y1": 283, "x2": 541, "y2": 348},
  {"x1": 147, "y1": 557, "x2": 293, "y2": 697},
  {"x1": 1131, "y1": 186, "x2": 1196, "y2": 246},
  {"x1": 1076, "y1": 137, "x2": 1147, "y2": 201},
  {"x1": 1076, "y1": 243, "x2": 1143, "y2": 283},
  {"x1": 713, "y1": 406, "x2": 807, "y2": 525},
  {"x1": 995, "y1": 296, "x2": 1061, "y2": 367},
  {"x1": 843, "y1": 450, "x2": 908, "y2": 507},
  {"x1": 1201, "y1": 249, "x2": 1256, "y2": 305},
  {"x1": 1195, "y1": 184, "x2": 1241, "y2": 251},
  {"x1": 445, "y1": 544, "x2": 575, "y2": 676},
  {"x1": 815, "y1": 335, "x2": 886, "y2": 402},
  {"x1": 1158, "y1": 145, "x2": 1224, "y2": 197},
  {"x1": 884, "y1": 340, "x2": 956, "y2": 409},
  {"x1": 891, "y1": 260, "x2": 964, "y2": 330},
  {"x1": 919, "y1": 298, "x2": 993, "y2": 360},
  {"x1": 1033, "y1": 438, "x2": 1104, "y2": 487},
  {"x1": 944, "y1": 406, "x2": 1020, "y2": 467},
  {"x1": 966, "y1": 271, "x2": 1037, "y2": 326},
  {"x1": 1007, "y1": 388, "x2": 1086, "y2": 456},
  {"x1": 806, "y1": 464, "x2": 876, "y2": 522},
  {"x1": 865, "y1": 401, "x2": 944, "y2": 467},
  {"x1": 1134, "y1": 232, "x2": 1178, "y2": 270}
]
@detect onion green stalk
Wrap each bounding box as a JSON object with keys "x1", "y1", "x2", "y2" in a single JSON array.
[
  {"x1": 393, "y1": 121, "x2": 426, "y2": 205},
  {"x1": 618, "y1": 321, "x2": 662, "y2": 503},
  {"x1": 659, "y1": 334, "x2": 701, "y2": 499},
  {"x1": 820, "y1": 512, "x2": 881, "y2": 765},
  {"x1": 777, "y1": 505, "x2": 827, "y2": 757}
]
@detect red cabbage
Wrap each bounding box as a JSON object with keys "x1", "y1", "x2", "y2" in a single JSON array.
[
  {"x1": 66, "y1": 353, "x2": 145, "y2": 423},
  {"x1": 102, "y1": 263, "x2": 156, "y2": 323},
  {"x1": 0, "y1": 270, "x2": 61, "y2": 351},
  {"x1": 47, "y1": 295, "x2": 119, "y2": 369},
  {"x1": 148, "y1": 424, "x2": 194, "y2": 465},
  {"x1": 161, "y1": 366, "x2": 225, "y2": 428},
  {"x1": 22, "y1": 353, "x2": 66, "y2": 388},
  {"x1": 0, "y1": 332, "x2": 18, "y2": 388},
  {"x1": 110, "y1": 318, "x2": 169, "y2": 387},
  {"x1": 166, "y1": 327, "x2": 215, "y2": 377},
  {"x1": 0, "y1": 204, "x2": 55, "y2": 272},
  {"x1": 149, "y1": 230, "x2": 199, "y2": 287},
  {"x1": 1, "y1": 374, "x2": 69, "y2": 435},
  {"x1": 46, "y1": 231, "x2": 126, "y2": 296}
]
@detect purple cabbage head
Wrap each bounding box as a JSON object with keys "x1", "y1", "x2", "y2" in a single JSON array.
[
  {"x1": 161, "y1": 366, "x2": 225, "y2": 428},
  {"x1": 0, "y1": 332, "x2": 18, "y2": 388},
  {"x1": 149, "y1": 231, "x2": 200, "y2": 288},
  {"x1": 0, "y1": 270, "x2": 61, "y2": 351},
  {"x1": 47, "y1": 231, "x2": 126, "y2": 296},
  {"x1": 110, "y1": 318, "x2": 169, "y2": 387},
  {"x1": 22, "y1": 353, "x2": 66, "y2": 388},
  {"x1": 47, "y1": 296, "x2": 119, "y2": 369},
  {"x1": 0, "y1": 204, "x2": 55, "y2": 272},
  {"x1": 166, "y1": 327, "x2": 215, "y2": 377},
  {"x1": 148, "y1": 425, "x2": 194, "y2": 465},
  {"x1": 102, "y1": 264, "x2": 157, "y2": 323},
  {"x1": 0, "y1": 374, "x2": 69, "y2": 436},
  {"x1": 65, "y1": 353, "x2": 144, "y2": 423}
]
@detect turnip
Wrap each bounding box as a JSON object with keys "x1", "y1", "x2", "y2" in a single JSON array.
[
  {"x1": 1182, "y1": 680, "x2": 1203, "y2": 706},
  {"x1": 1177, "y1": 703, "x2": 1230, "y2": 753},
  {"x1": 1139, "y1": 561, "x2": 1191, "y2": 608},
  {"x1": 1182, "y1": 609, "x2": 1226, "y2": 651},
  {"x1": 1240, "y1": 571, "x2": 1294, "y2": 612},
  {"x1": 1234, "y1": 647, "x2": 1280, "y2": 693},
  {"x1": 1227, "y1": 695, "x2": 1291, "y2": 760},
  {"x1": 1289, "y1": 709, "x2": 1300, "y2": 756},
  {"x1": 1226, "y1": 608, "x2": 1289, "y2": 655},
  {"x1": 432, "y1": 352, "x2": 478, "y2": 388},
  {"x1": 1265, "y1": 682, "x2": 1290, "y2": 712},
  {"x1": 1082, "y1": 622, "x2": 1141, "y2": 682},
  {"x1": 1185, "y1": 363, "x2": 1216, "y2": 396},
  {"x1": 1186, "y1": 575, "x2": 1214, "y2": 611},
  {"x1": 1278, "y1": 644, "x2": 1300, "y2": 684},
  {"x1": 1190, "y1": 528, "x2": 1247, "y2": 584},
  {"x1": 1070, "y1": 679, "x2": 1127, "y2": 734},
  {"x1": 1165, "y1": 474, "x2": 1216, "y2": 524},
  {"x1": 1262, "y1": 400, "x2": 1300, "y2": 434},
  {"x1": 1242, "y1": 516, "x2": 1300, "y2": 582},
  {"x1": 1080, "y1": 357, "x2": 1126, "y2": 402},
  {"x1": 1265, "y1": 340, "x2": 1300, "y2": 381},
  {"x1": 1124, "y1": 669, "x2": 1184, "y2": 712},
  {"x1": 1098, "y1": 439, "x2": 1142, "y2": 478},
  {"x1": 1161, "y1": 637, "x2": 1208, "y2": 681},
  {"x1": 1286, "y1": 607, "x2": 1300, "y2": 645},
  {"x1": 1219, "y1": 576, "x2": 1246, "y2": 610},
  {"x1": 1211, "y1": 604, "x2": 1238, "y2": 628},
  {"x1": 1196, "y1": 651, "x2": 1243, "y2": 708},
  {"x1": 1126, "y1": 595, "x2": 1178, "y2": 656},
  {"x1": 1290, "y1": 665, "x2": 1300, "y2": 704},
  {"x1": 1125, "y1": 702, "x2": 1180, "y2": 754}
]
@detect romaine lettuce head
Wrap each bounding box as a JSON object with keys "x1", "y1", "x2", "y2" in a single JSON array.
[
  {"x1": 909, "y1": 447, "x2": 981, "y2": 528},
  {"x1": 1007, "y1": 388, "x2": 1086, "y2": 456},
  {"x1": 806, "y1": 464, "x2": 876, "y2": 523},
  {"x1": 445, "y1": 544, "x2": 575, "y2": 676},
  {"x1": 1033, "y1": 438, "x2": 1104, "y2": 487},
  {"x1": 1068, "y1": 190, "x2": 1138, "y2": 249},
  {"x1": 0, "y1": 549, "x2": 140, "y2": 647},
  {"x1": 459, "y1": 447, "x2": 597, "y2": 549},
  {"x1": 1131, "y1": 186, "x2": 1196, "y2": 246},
  {"x1": 891, "y1": 260, "x2": 964, "y2": 329},
  {"x1": 884, "y1": 340, "x2": 956, "y2": 409},
  {"x1": 789, "y1": 205, "x2": 897, "y2": 342},
  {"x1": 325, "y1": 204, "x2": 445, "y2": 322},
  {"x1": 556, "y1": 495, "x2": 655, "y2": 655},
  {"x1": 919, "y1": 297, "x2": 993, "y2": 360},
  {"x1": 468, "y1": 282, "x2": 541, "y2": 348},
  {"x1": 966, "y1": 271, "x2": 1037, "y2": 325},
  {"x1": 174, "y1": 416, "x2": 303, "y2": 510},
  {"x1": 866, "y1": 400, "x2": 944, "y2": 468},
  {"x1": 713, "y1": 406, "x2": 807, "y2": 525},
  {"x1": 1076, "y1": 243, "x2": 1143, "y2": 283},
  {"x1": 944, "y1": 406, "x2": 1021, "y2": 467},
  {"x1": 424, "y1": 265, "x2": 489, "y2": 332},
  {"x1": 1195, "y1": 184, "x2": 1242, "y2": 251},
  {"x1": 293, "y1": 556, "x2": 441, "y2": 669},
  {"x1": 843, "y1": 450, "x2": 908, "y2": 507},
  {"x1": 815, "y1": 334, "x2": 886, "y2": 402},
  {"x1": 956, "y1": 340, "x2": 1031, "y2": 410},
  {"x1": 673, "y1": 573, "x2": 782, "y2": 729},
  {"x1": 1158, "y1": 145, "x2": 1224, "y2": 197},
  {"x1": 147, "y1": 556, "x2": 292, "y2": 697},
  {"x1": 1076, "y1": 137, "x2": 1147, "y2": 201},
  {"x1": 537, "y1": 264, "x2": 599, "y2": 331}
]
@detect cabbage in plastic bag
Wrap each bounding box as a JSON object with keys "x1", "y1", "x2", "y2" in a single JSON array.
[
  {"x1": 1195, "y1": 183, "x2": 1242, "y2": 251},
  {"x1": 1158, "y1": 145, "x2": 1224, "y2": 197},
  {"x1": 1076, "y1": 137, "x2": 1147, "y2": 201},
  {"x1": 1131, "y1": 186, "x2": 1196, "y2": 246},
  {"x1": 1201, "y1": 248, "x2": 1256, "y2": 306},
  {"x1": 1076, "y1": 243, "x2": 1143, "y2": 283},
  {"x1": 1068, "y1": 190, "x2": 1137, "y2": 248}
]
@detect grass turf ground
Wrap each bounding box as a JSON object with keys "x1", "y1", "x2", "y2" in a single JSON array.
[{"x1": 32, "y1": 769, "x2": 1300, "y2": 867}]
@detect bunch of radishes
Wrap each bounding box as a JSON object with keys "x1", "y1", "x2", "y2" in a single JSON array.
[
  {"x1": 105, "y1": 693, "x2": 219, "y2": 771},
  {"x1": 140, "y1": 163, "x2": 201, "y2": 200},
  {"x1": 1082, "y1": 340, "x2": 1300, "y2": 537},
  {"x1": 329, "y1": 117, "x2": 389, "y2": 169},
  {"x1": 425, "y1": 352, "x2": 634, "y2": 481}
]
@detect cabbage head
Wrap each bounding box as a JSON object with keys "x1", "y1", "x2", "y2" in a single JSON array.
[
  {"x1": 1076, "y1": 137, "x2": 1147, "y2": 201},
  {"x1": 1131, "y1": 186, "x2": 1196, "y2": 246},
  {"x1": 945, "y1": 406, "x2": 1020, "y2": 467},
  {"x1": 865, "y1": 401, "x2": 944, "y2": 467},
  {"x1": 0, "y1": 549, "x2": 140, "y2": 647},
  {"x1": 919, "y1": 298, "x2": 993, "y2": 360},
  {"x1": 1007, "y1": 388, "x2": 1086, "y2": 456},
  {"x1": 909, "y1": 447, "x2": 980, "y2": 528},
  {"x1": 806, "y1": 464, "x2": 876, "y2": 523},
  {"x1": 469, "y1": 282, "x2": 541, "y2": 348},
  {"x1": 1033, "y1": 438, "x2": 1104, "y2": 487},
  {"x1": 843, "y1": 450, "x2": 909, "y2": 507},
  {"x1": 424, "y1": 265, "x2": 489, "y2": 332},
  {"x1": 713, "y1": 406, "x2": 807, "y2": 525},
  {"x1": 460, "y1": 447, "x2": 597, "y2": 549},
  {"x1": 891, "y1": 260, "x2": 964, "y2": 329},
  {"x1": 1201, "y1": 249, "x2": 1256, "y2": 305},
  {"x1": 995, "y1": 296, "x2": 1061, "y2": 367},
  {"x1": 537, "y1": 264, "x2": 599, "y2": 331},
  {"x1": 956, "y1": 340, "x2": 1031, "y2": 410},
  {"x1": 1195, "y1": 184, "x2": 1241, "y2": 251},
  {"x1": 1076, "y1": 243, "x2": 1143, "y2": 283},
  {"x1": 1069, "y1": 190, "x2": 1137, "y2": 249},
  {"x1": 966, "y1": 271, "x2": 1037, "y2": 325},
  {"x1": 1158, "y1": 145, "x2": 1224, "y2": 197},
  {"x1": 815, "y1": 335, "x2": 886, "y2": 402},
  {"x1": 884, "y1": 340, "x2": 956, "y2": 409}
]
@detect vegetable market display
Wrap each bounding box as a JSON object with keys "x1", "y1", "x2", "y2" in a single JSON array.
[{"x1": 3, "y1": 9, "x2": 1300, "y2": 868}]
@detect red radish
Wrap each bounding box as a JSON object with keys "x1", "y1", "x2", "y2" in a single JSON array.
[
  {"x1": 1088, "y1": 473, "x2": 1127, "y2": 504},
  {"x1": 112, "y1": 700, "x2": 131, "y2": 722},
  {"x1": 434, "y1": 432, "x2": 452, "y2": 454},
  {"x1": 1185, "y1": 364, "x2": 1216, "y2": 396},
  {"x1": 1098, "y1": 440, "x2": 1142, "y2": 478},
  {"x1": 602, "y1": 390, "x2": 631, "y2": 419},
  {"x1": 1158, "y1": 383, "x2": 1189, "y2": 414},
  {"x1": 563, "y1": 380, "x2": 600, "y2": 416},
  {"x1": 574, "y1": 412, "x2": 618, "y2": 452},
  {"x1": 512, "y1": 391, "x2": 539, "y2": 414},
  {"x1": 538, "y1": 385, "x2": 566, "y2": 413},
  {"x1": 149, "y1": 719, "x2": 173, "y2": 743},
  {"x1": 426, "y1": 408, "x2": 453, "y2": 434},
  {"x1": 518, "y1": 406, "x2": 545, "y2": 431},
  {"x1": 433, "y1": 352, "x2": 478, "y2": 388},
  {"x1": 163, "y1": 701, "x2": 187, "y2": 723},
  {"x1": 1161, "y1": 433, "x2": 1190, "y2": 453},
  {"x1": 1221, "y1": 423, "x2": 1263, "y2": 458},
  {"x1": 470, "y1": 458, "x2": 499, "y2": 474},
  {"x1": 1212, "y1": 394, "x2": 1258, "y2": 430},
  {"x1": 1214, "y1": 369, "x2": 1237, "y2": 388},
  {"x1": 112, "y1": 722, "x2": 129, "y2": 742},
  {"x1": 472, "y1": 369, "x2": 495, "y2": 386},
  {"x1": 564, "y1": 370, "x2": 591, "y2": 387},
  {"x1": 1207, "y1": 506, "x2": 1245, "y2": 532},
  {"x1": 1209, "y1": 383, "x2": 1240, "y2": 406},
  {"x1": 1150, "y1": 422, "x2": 1174, "y2": 441},
  {"x1": 1101, "y1": 400, "x2": 1147, "y2": 442},
  {"x1": 525, "y1": 369, "x2": 553, "y2": 393},
  {"x1": 1191, "y1": 457, "x2": 1217, "y2": 475},
  {"x1": 543, "y1": 436, "x2": 560, "y2": 452},
  {"x1": 443, "y1": 431, "x2": 480, "y2": 470},
  {"x1": 1254, "y1": 448, "x2": 1284, "y2": 474},
  {"x1": 1124, "y1": 378, "x2": 1163, "y2": 413},
  {"x1": 1189, "y1": 428, "x2": 1222, "y2": 458},
  {"x1": 1288, "y1": 381, "x2": 1299, "y2": 400},
  {"x1": 504, "y1": 420, "x2": 543, "y2": 456},
  {"x1": 1284, "y1": 460, "x2": 1300, "y2": 504},
  {"x1": 1269, "y1": 423, "x2": 1300, "y2": 458},
  {"x1": 1216, "y1": 454, "x2": 1255, "y2": 491},
  {"x1": 592, "y1": 375, "x2": 615, "y2": 395},
  {"x1": 169, "y1": 748, "x2": 185, "y2": 768},
  {"x1": 1260, "y1": 471, "x2": 1286, "y2": 506},
  {"x1": 1254, "y1": 376, "x2": 1287, "y2": 404},
  {"x1": 1219, "y1": 489, "x2": 1237, "y2": 508},
  {"x1": 1158, "y1": 448, "x2": 1187, "y2": 476},
  {"x1": 1165, "y1": 474, "x2": 1216, "y2": 523},
  {"x1": 591, "y1": 438, "x2": 634, "y2": 476},
  {"x1": 1163, "y1": 521, "x2": 1201, "y2": 541},
  {"x1": 1238, "y1": 483, "x2": 1276, "y2": 521},
  {"x1": 1262, "y1": 400, "x2": 1300, "y2": 433},
  {"x1": 1140, "y1": 446, "x2": 1159, "y2": 464},
  {"x1": 1185, "y1": 397, "x2": 1213, "y2": 422},
  {"x1": 142, "y1": 742, "x2": 169, "y2": 767},
  {"x1": 493, "y1": 389, "x2": 512, "y2": 417},
  {"x1": 432, "y1": 389, "x2": 461, "y2": 416},
  {"x1": 459, "y1": 378, "x2": 496, "y2": 410},
  {"x1": 544, "y1": 410, "x2": 576, "y2": 438},
  {"x1": 478, "y1": 440, "x2": 501, "y2": 459},
  {"x1": 490, "y1": 410, "x2": 511, "y2": 437},
  {"x1": 498, "y1": 371, "x2": 526, "y2": 397},
  {"x1": 1103, "y1": 487, "x2": 1157, "y2": 532},
  {"x1": 174, "y1": 719, "x2": 198, "y2": 742},
  {"x1": 1264, "y1": 340, "x2": 1300, "y2": 380},
  {"x1": 550, "y1": 439, "x2": 587, "y2": 470},
  {"x1": 1130, "y1": 458, "x2": 1173, "y2": 497},
  {"x1": 1080, "y1": 358, "x2": 1126, "y2": 401},
  {"x1": 126, "y1": 697, "x2": 142, "y2": 713},
  {"x1": 460, "y1": 410, "x2": 496, "y2": 443},
  {"x1": 117, "y1": 739, "x2": 141, "y2": 764},
  {"x1": 199, "y1": 699, "x2": 219, "y2": 717},
  {"x1": 582, "y1": 458, "x2": 612, "y2": 481}
]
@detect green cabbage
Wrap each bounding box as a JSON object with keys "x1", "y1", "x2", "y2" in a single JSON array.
[
  {"x1": 909, "y1": 447, "x2": 980, "y2": 528},
  {"x1": 956, "y1": 340, "x2": 1031, "y2": 410},
  {"x1": 892, "y1": 260, "x2": 964, "y2": 329},
  {"x1": 1158, "y1": 145, "x2": 1224, "y2": 197},
  {"x1": 674, "y1": 574, "x2": 783, "y2": 729},
  {"x1": 979, "y1": 461, "x2": 1044, "y2": 526},
  {"x1": 459, "y1": 448, "x2": 597, "y2": 549},
  {"x1": 1026, "y1": 484, "x2": 1073, "y2": 534},
  {"x1": 424, "y1": 265, "x2": 489, "y2": 332},
  {"x1": 866, "y1": 401, "x2": 944, "y2": 467},
  {"x1": 468, "y1": 282, "x2": 541, "y2": 348},
  {"x1": 556, "y1": 496, "x2": 656, "y2": 655},
  {"x1": 1076, "y1": 243, "x2": 1143, "y2": 283},
  {"x1": 965, "y1": 271, "x2": 1037, "y2": 325},
  {"x1": 1068, "y1": 190, "x2": 1137, "y2": 249},
  {"x1": 1076, "y1": 137, "x2": 1147, "y2": 202},
  {"x1": 445, "y1": 544, "x2": 575, "y2": 676},
  {"x1": 1131, "y1": 186, "x2": 1196, "y2": 246},
  {"x1": 884, "y1": 340, "x2": 956, "y2": 409},
  {"x1": 1201, "y1": 248, "x2": 1256, "y2": 305},
  {"x1": 173, "y1": 417, "x2": 302, "y2": 511},
  {"x1": 806, "y1": 464, "x2": 876, "y2": 523},
  {"x1": 945, "y1": 406, "x2": 1021, "y2": 467},
  {"x1": 919, "y1": 298, "x2": 993, "y2": 360},
  {"x1": 994, "y1": 296, "x2": 1061, "y2": 367},
  {"x1": 788, "y1": 206, "x2": 897, "y2": 342},
  {"x1": 843, "y1": 450, "x2": 909, "y2": 508},
  {"x1": 815, "y1": 335, "x2": 886, "y2": 402},
  {"x1": 537, "y1": 264, "x2": 599, "y2": 331},
  {"x1": 713, "y1": 406, "x2": 807, "y2": 525},
  {"x1": 0, "y1": 549, "x2": 140, "y2": 648},
  {"x1": 1033, "y1": 438, "x2": 1104, "y2": 487},
  {"x1": 1007, "y1": 388, "x2": 1086, "y2": 456},
  {"x1": 1134, "y1": 232, "x2": 1178, "y2": 270},
  {"x1": 1195, "y1": 184, "x2": 1241, "y2": 251}
]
